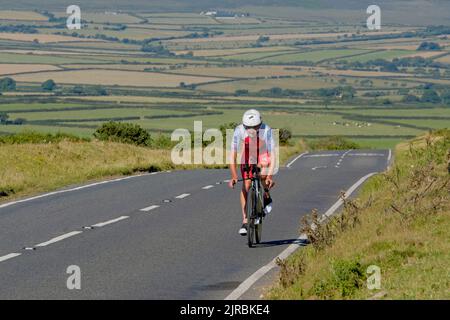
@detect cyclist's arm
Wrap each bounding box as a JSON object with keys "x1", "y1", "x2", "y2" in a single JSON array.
[
  {"x1": 266, "y1": 127, "x2": 276, "y2": 177},
  {"x1": 229, "y1": 150, "x2": 238, "y2": 180}
]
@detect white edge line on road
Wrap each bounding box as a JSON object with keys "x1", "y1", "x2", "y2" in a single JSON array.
[
  {"x1": 388, "y1": 149, "x2": 392, "y2": 162},
  {"x1": 140, "y1": 205, "x2": 160, "y2": 212},
  {"x1": 202, "y1": 185, "x2": 214, "y2": 190},
  {"x1": 224, "y1": 171, "x2": 378, "y2": 301},
  {"x1": 175, "y1": 193, "x2": 190, "y2": 199},
  {"x1": 286, "y1": 152, "x2": 308, "y2": 168},
  {"x1": 0, "y1": 253, "x2": 21, "y2": 263},
  {"x1": 92, "y1": 216, "x2": 129, "y2": 228},
  {"x1": 0, "y1": 173, "x2": 153, "y2": 210},
  {"x1": 35, "y1": 231, "x2": 83, "y2": 248}
]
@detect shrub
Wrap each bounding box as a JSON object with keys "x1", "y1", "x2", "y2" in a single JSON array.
[
  {"x1": 41, "y1": 79, "x2": 56, "y2": 91},
  {"x1": 0, "y1": 77, "x2": 16, "y2": 91},
  {"x1": 309, "y1": 136, "x2": 361, "y2": 151},
  {"x1": 421, "y1": 89, "x2": 441, "y2": 103},
  {"x1": 94, "y1": 121, "x2": 151, "y2": 146},
  {"x1": 312, "y1": 258, "x2": 366, "y2": 298},
  {"x1": 279, "y1": 128, "x2": 292, "y2": 145},
  {"x1": 0, "y1": 112, "x2": 8, "y2": 124}
]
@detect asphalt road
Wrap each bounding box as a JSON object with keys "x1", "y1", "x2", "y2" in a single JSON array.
[{"x1": 0, "y1": 149, "x2": 390, "y2": 299}]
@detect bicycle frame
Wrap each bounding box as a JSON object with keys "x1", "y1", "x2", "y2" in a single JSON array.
[{"x1": 239, "y1": 166, "x2": 265, "y2": 221}]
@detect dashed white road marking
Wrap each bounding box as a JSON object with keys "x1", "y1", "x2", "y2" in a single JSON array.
[
  {"x1": 35, "y1": 231, "x2": 82, "y2": 247},
  {"x1": 0, "y1": 253, "x2": 21, "y2": 263},
  {"x1": 140, "y1": 205, "x2": 160, "y2": 212},
  {"x1": 92, "y1": 216, "x2": 129, "y2": 228},
  {"x1": 0, "y1": 173, "x2": 153, "y2": 210},
  {"x1": 304, "y1": 153, "x2": 339, "y2": 158},
  {"x1": 312, "y1": 166, "x2": 327, "y2": 171},
  {"x1": 175, "y1": 193, "x2": 190, "y2": 199},
  {"x1": 348, "y1": 153, "x2": 385, "y2": 157},
  {"x1": 225, "y1": 171, "x2": 378, "y2": 301},
  {"x1": 202, "y1": 185, "x2": 214, "y2": 190},
  {"x1": 286, "y1": 152, "x2": 308, "y2": 168}
]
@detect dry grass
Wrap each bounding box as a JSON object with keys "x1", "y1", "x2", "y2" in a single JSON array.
[
  {"x1": 0, "y1": 10, "x2": 47, "y2": 21},
  {"x1": 0, "y1": 137, "x2": 306, "y2": 202},
  {"x1": 199, "y1": 76, "x2": 337, "y2": 93},
  {"x1": 0, "y1": 32, "x2": 100, "y2": 43},
  {"x1": 436, "y1": 55, "x2": 450, "y2": 64},
  {"x1": 0, "y1": 64, "x2": 60, "y2": 76},
  {"x1": 0, "y1": 140, "x2": 175, "y2": 201},
  {"x1": 12, "y1": 69, "x2": 223, "y2": 87},
  {"x1": 166, "y1": 65, "x2": 310, "y2": 78},
  {"x1": 174, "y1": 46, "x2": 295, "y2": 57},
  {"x1": 64, "y1": 95, "x2": 215, "y2": 104}
]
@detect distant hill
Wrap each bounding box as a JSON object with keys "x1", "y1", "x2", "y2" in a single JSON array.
[{"x1": 0, "y1": 0, "x2": 449, "y2": 25}]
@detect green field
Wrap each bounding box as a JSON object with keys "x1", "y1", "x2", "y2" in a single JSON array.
[
  {"x1": 338, "y1": 49, "x2": 419, "y2": 63},
  {"x1": 258, "y1": 49, "x2": 372, "y2": 63}
]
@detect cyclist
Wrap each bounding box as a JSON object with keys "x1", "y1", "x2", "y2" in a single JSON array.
[{"x1": 228, "y1": 109, "x2": 276, "y2": 236}]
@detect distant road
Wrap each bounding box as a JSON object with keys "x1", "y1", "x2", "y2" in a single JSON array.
[{"x1": 0, "y1": 149, "x2": 390, "y2": 299}]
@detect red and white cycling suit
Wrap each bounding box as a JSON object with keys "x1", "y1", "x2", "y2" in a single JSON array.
[{"x1": 231, "y1": 123, "x2": 274, "y2": 179}]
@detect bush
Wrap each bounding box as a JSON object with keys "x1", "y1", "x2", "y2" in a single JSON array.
[
  {"x1": 417, "y1": 41, "x2": 441, "y2": 51},
  {"x1": 0, "y1": 112, "x2": 8, "y2": 124},
  {"x1": 41, "y1": 79, "x2": 56, "y2": 91},
  {"x1": 279, "y1": 128, "x2": 292, "y2": 145},
  {"x1": 309, "y1": 136, "x2": 361, "y2": 151},
  {"x1": 0, "y1": 77, "x2": 16, "y2": 91},
  {"x1": 219, "y1": 122, "x2": 239, "y2": 139},
  {"x1": 421, "y1": 89, "x2": 441, "y2": 103},
  {"x1": 403, "y1": 94, "x2": 420, "y2": 103},
  {"x1": 94, "y1": 121, "x2": 151, "y2": 146},
  {"x1": 312, "y1": 259, "x2": 366, "y2": 298},
  {"x1": 150, "y1": 133, "x2": 173, "y2": 149}
]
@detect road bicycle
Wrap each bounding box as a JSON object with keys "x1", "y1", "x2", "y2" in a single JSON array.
[{"x1": 239, "y1": 165, "x2": 266, "y2": 248}]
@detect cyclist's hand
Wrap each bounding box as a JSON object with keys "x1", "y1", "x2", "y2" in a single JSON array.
[
  {"x1": 229, "y1": 177, "x2": 238, "y2": 189},
  {"x1": 266, "y1": 176, "x2": 274, "y2": 189}
]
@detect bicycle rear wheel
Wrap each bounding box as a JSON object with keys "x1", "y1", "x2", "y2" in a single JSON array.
[
  {"x1": 255, "y1": 219, "x2": 262, "y2": 244},
  {"x1": 246, "y1": 187, "x2": 256, "y2": 248}
]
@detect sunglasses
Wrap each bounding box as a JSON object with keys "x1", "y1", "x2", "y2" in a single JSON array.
[{"x1": 244, "y1": 124, "x2": 261, "y2": 130}]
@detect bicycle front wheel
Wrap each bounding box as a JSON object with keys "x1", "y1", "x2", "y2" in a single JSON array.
[{"x1": 246, "y1": 187, "x2": 256, "y2": 248}]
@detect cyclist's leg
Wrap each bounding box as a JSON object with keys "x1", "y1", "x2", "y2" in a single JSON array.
[
  {"x1": 240, "y1": 179, "x2": 251, "y2": 223},
  {"x1": 240, "y1": 164, "x2": 252, "y2": 223}
]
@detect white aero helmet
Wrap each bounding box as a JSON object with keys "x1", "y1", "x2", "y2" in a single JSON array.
[{"x1": 242, "y1": 109, "x2": 262, "y2": 127}]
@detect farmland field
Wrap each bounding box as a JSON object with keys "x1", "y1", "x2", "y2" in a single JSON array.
[
  {"x1": 0, "y1": 10, "x2": 47, "y2": 21},
  {"x1": 11, "y1": 69, "x2": 224, "y2": 87},
  {"x1": 0, "y1": 6, "x2": 448, "y2": 150}
]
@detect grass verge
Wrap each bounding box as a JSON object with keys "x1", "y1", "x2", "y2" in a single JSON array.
[
  {"x1": 268, "y1": 129, "x2": 450, "y2": 299},
  {"x1": 0, "y1": 133, "x2": 306, "y2": 202}
]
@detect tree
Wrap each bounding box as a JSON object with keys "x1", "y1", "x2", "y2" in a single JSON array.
[
  {"x1": 441, "y1": 91, "x2": 450, "y2": 105},
  {"x1": 235, "y1": 89, "x2": 249, "y2": 96},
  {"x1": 417, "y1": 42, "x2": 441, "y2": 51},
  {"x1": 41, "y1": 79, "x2": 56, "y2": 91},
  {"x1": 403, "y1": 94, "x2": 419, "y2": 103},
  {"x1": 421, "y1": 89, "x2": 441, "y2": 103},
  {"x1": 0, "y1": 112, "x2": 9, "y2": 124},
  {"x1": 0, "y1": 77, "x2": 16, "y2": 91}
]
